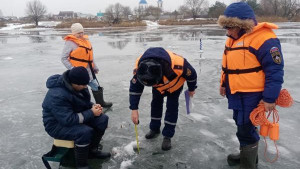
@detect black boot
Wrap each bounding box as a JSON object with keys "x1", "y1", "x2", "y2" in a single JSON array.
[
  {"x1": 161, "y1": 137, "x2": 172, "y2": 151},
  {"x1": 75, "y1": 145, "x2": 91, "y2": 169},
  {"x1": 92, "y1": 87, "x2": 113, "y2": 108},
  {"x1": 227, "y1": 153, "x2": 240, "y2": 166},
  {"x1": 145, "y1": 130, "x2": 160, "y2": 139},
  {"x1": 89, "y1": 131, "x2": 111, "y2": 159},
  {"x1": 227, "y1": 152, "x2": 258, "y2": 166},
  {"x1": 240, "y1": 142, "x2": 259, "y2": 169}
]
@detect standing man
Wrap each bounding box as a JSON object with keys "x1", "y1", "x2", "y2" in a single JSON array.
[
  {"x1": 61, "y1": 23, "x2": 112, "y2": 108},
  {"x1": 130, "y1": 47, "x2": 197, "y2": 151},
  {"x1": 42, "y1": 67, "x2": 111, "y2": 169},
  {"x1": 218, "y1": 2, "x2": 284, "y2": 168}
]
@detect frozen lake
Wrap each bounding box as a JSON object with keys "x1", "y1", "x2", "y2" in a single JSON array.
[{"x1": 0, "y1": 22, "x2": 299, "y2": 169}]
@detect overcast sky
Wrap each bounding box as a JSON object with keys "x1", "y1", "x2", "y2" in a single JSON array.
[{"x1": 0, "y1": 0, "x2": 234, "y2": 17}]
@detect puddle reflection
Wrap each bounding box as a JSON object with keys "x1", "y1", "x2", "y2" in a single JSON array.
[
  {"x1": 28, "y1": 31, "x2": 46, "y2": 43},
  {"x1": 108, "y1": 39, "x2": 131, "y2": 49}
]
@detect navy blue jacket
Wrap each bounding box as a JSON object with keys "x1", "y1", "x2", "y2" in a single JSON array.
[
  {"x1": 129, "y1": 47, "x2": 197, "y2": 110},
  {"x1": 42, "y1": 71, "x2": 94, "y2": 136}
]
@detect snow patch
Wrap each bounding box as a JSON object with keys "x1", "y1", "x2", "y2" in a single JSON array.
[
  {"x1": 120, "y1": 160, "x2": 133, "y2": 169},
  {"x1": 2, "y1": 57, "x2": 13, "y2": 60},
  {"x1": 0, "y1": 21, "x2": 61, "y2": 31},
  {"x1": 124, "y1": 141, "x2": 137, "y2": 155},
  {"x1": 112, "y1": 141, "x2": 138, "y2": 158},
  {"x1": 144, "y1": 20, "x2": 159, "y2": 27},
  {"x1": 199, "y1": 129, "x2": 218, "y2": 138},
  {"x1": 190, "y1": 113, "x2": 211, "y2": 123}
]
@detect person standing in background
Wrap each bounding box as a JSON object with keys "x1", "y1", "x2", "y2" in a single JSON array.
[{"x1": 61, "y1": 23, "x2": 112, "y2": 108}]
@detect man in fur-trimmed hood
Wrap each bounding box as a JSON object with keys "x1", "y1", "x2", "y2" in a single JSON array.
[{"x1": 217, "y1": 2, "x2": 284, "y2": 169}]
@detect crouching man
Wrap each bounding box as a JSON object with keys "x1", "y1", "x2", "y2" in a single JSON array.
[{"x1": 42, "y1": 66, "x2": 111, "y2": 169}]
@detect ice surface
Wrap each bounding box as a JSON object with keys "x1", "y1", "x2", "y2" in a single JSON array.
[{"x1": 0, "y1": 22, "x2": 299, "y2": 169}]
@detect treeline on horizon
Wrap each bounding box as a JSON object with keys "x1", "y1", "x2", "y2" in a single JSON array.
[{"x1": 1, "y1": 0, "x2": 300, "y2": 28}]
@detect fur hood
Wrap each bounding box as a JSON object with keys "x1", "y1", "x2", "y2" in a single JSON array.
[
  {"x1": 217, "y1": 15, "x2": 256, "y2": 33},
  {"x1": 217, "y1": 2, "x2": 257, "y2": 33}
]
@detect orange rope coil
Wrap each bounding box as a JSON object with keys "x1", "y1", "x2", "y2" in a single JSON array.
[{"x1": 249, "y1": 89, "x2": 293, "y2": 163}]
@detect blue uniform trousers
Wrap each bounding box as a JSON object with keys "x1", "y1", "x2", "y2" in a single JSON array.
[
  {"x1": 150, "y1": 86, "x2": 183, "y2": 138},
  {"x1": 51, "y1": 114, "x2": 109, "y2": 145},
  {"x1": 230, "y1": 93, "x2": 261, "y2": 147}
]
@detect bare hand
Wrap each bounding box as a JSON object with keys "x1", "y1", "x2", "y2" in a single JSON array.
[
  {"x1": 220, "y1": 87, "x2": 226, "y2": 97},
  {"x1": 261, "y1": 100, "x2": 276, "y2": 112},
  {"x1": 131, "y1": 110, "x2": 139, "y2": 125},
  {"x1": 189, "y1": 91, "x2": 195, "y2": 97},
  {"x1": 94, "y1": 69, "x2": 99, "y2": 74},
  {"x1": 91, "y1": 104, "x2": 103, "y2": 116}
]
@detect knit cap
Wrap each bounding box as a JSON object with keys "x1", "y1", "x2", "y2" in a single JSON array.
[
  {"x1": 71, "y1": 23, "x2": 84, "y2": 35},
  {"x1": 68, "y1": 67, "x2": 90, "y2": 85}
]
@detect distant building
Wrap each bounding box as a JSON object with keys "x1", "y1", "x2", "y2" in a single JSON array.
[
  {"x1": 139, "y1": 0, "x2": 148, "y2": 9},
  {"x1": 157, "y1": 0, "x2": 163, "y2": 9},
  {"x1": 97, "y1": 11, "x2": 104, "y2": 17},
  {"x1": 97, "y1": 11, "x2": 104, "y2": 21},
  {"x1": 58, "y1": 11, "x2": 77, "y2": 19},
  {"x1": 76, "y1": 12, "x2": 95, "y2": 19}
]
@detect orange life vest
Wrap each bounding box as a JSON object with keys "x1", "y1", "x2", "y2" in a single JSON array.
[
  {"x1": 135, "y1": 50, "x2": 186, "y2": 94},
  {"x1": 64, "y1": 35, "x2": 94, "y2": 68},
  {"x1": 221, "y1": 22, "x2": 278, "y2": 94}
]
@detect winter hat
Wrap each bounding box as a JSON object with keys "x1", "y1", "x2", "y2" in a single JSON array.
[
  {"x1": 217, "y1": 2, "x2": 257, "y2": 33},
  {"x1": 68, "y1": 67, "x2": 90, "y2": 85},
  {"x1": 71, "y1": 23, "x2": 84, "y2": 35}
]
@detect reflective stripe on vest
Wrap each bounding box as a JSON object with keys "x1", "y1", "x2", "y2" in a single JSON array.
[
  {"x1": 64, "y1": 35, "x2": 94, "y2": 68},
  {"x1": 135, "y1": 50, "x2": 186, "y2": 94},
  {"x1": 221, "y1": 23, "x2": 278, "y2": 94}
]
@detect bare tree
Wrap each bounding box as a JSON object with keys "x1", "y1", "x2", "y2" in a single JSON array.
[
  {"x1": 208, "y1": 1, "x2": 226, "y2": 18},
  {"x1": 104, "y1": 3, "x2": 124, "y2": 24},
  {"x1": 185, "y1": 0, "x2": 207, "y2": 20},
  {"x1": 26, "y1": 0, "x2": 47, "y2": 26},
  {"x1": 281, "y1": 0, "x2": 300, "y2": 19},
  {"x1": 134, "y1": 6, "x2": 145, "y2": 21},
  {"x1": 145, "y1": 6, "x2": 162, "y2": 20},
  {"x1": 122, "y1": 6, "x2": 132, "y2": 20},
  {"x1": 178, "y1": 5, "x2": 191, "y2": 19}
]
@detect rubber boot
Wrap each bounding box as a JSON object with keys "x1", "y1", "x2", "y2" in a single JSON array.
[
  {"x1": 240, "y1": 142, "x2": 258, "y2": 169},
  {"x1": 227, "y1": 152, "x2": 258, "y2": 166},
  {"x1": 227, "y1": 152, "x2": 241, "y2": 166},
  {"x1": 161, "y1": 137, "x2": 172, "y2": 151},
  {"x1": 92, "y1": 87, "x2": 113, "y2": 108},
  {"x1": 89, "y1": 131, "x2": 111, "y2": 159},
  {"x1": 75, "y1": 145, "x2": 91, "y2": 169},
  {"x1": 145, "y1": 130, "x2": 160, "y2": 139}
]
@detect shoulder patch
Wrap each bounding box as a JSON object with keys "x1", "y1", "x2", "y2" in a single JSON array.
[
  {"x1": 270, "y1": 47, "x2": 282, "y2": 64},
  {"x1": 131, "y1": 78, "x2": 137, "y2": 84},
  {"x1": 186, "y1": 68, "x2": 192, "y2": 76}
]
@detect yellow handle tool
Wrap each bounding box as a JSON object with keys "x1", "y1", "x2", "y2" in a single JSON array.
[{"x1": 135, "y1": 124, "x2": 140, "y2": 154}]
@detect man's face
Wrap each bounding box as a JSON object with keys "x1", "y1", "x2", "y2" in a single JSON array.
[
  {"x1": 225, "y1": 27, "x2": 241, "y2": 39},
  {"x1": 71, "y1": 83, "x2": 88, "y2": 91}
]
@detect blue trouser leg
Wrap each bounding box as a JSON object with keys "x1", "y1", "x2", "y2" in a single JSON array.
[
  {"x1": 162, "y1": 87, "x2": 183, "y2": 138},
  {"x1": 89, "y1": 79, "x2": 100, "y2": 91},
  {"x1": 150, "y1": 88, "x2": 164, "y2": 132},
  {"x1": 52, "y1": 125, "x2": 94, "y2": 145},
  {"x1": 232, "y1": 93, "x2": 261, "y2": 147},
  {"x1": 50, "y1": 114, "x2": 109, "y2": 146},
  {"x1": 85, "y1": 114, "x2": 109, "y2": 133}
]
